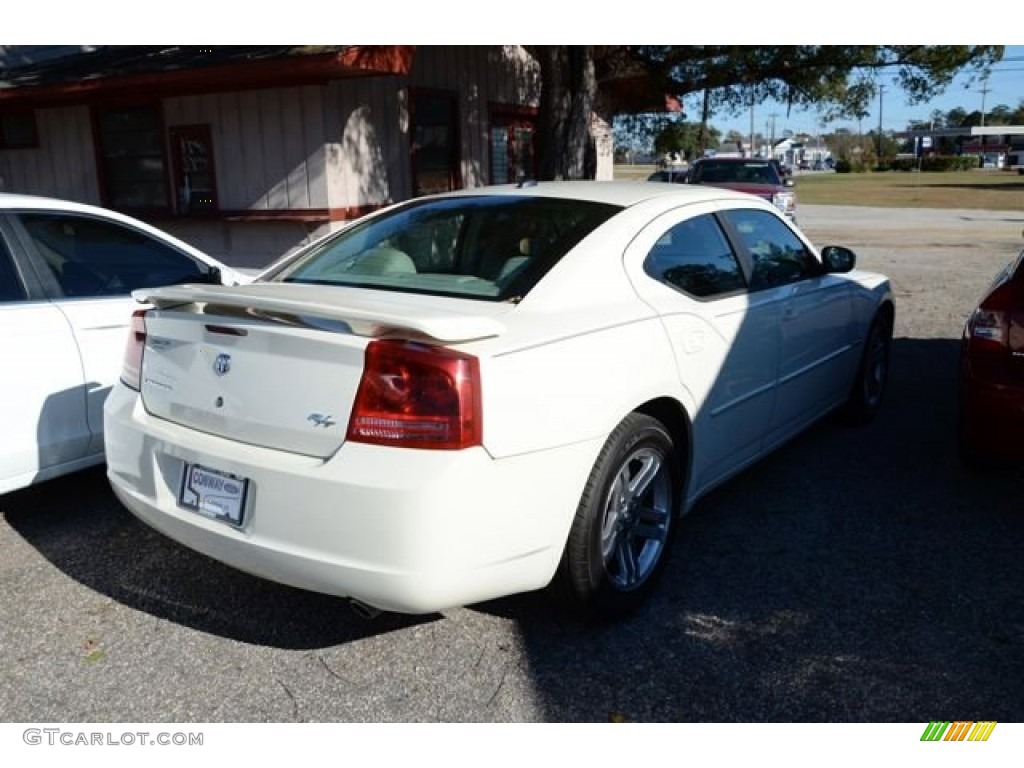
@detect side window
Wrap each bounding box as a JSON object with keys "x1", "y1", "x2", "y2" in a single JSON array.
[
  {"x1": 18, "y1": 213, "x2": 209, "y2": 298},
  {"x1": 721, "y1": 209, "x2": 819, "y2": 291},
  {"x1": 0, "y1": 236, "x2": 26, "y2": 302},
  {"x1": 643, "y1": 213, "x2": 746, "y2": 298}
]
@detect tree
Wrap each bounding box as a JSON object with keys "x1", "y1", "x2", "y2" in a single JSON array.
[
  {"x1": 945, "y1": 107, "x2": 969, "y2": 126},
  {"x1": 986, "y1": 104, "x2": 1012, "y2": 125},
  {"x1": 615, "y1": 113, "x2": 721, "y2": 159},
  {"x1": 652, "y1": 120, "x2": 719, "y2": 159},
  {"x1": 528, "y1": 46, "x2": 596, "y2": 180},
  {"x1": 527, "y1": 45, "x2": 1004, "y2": 179}
]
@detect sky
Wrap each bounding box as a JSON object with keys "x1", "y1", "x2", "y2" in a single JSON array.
[{"x1": 713, "y1": 46, "x2": 1024, "y2": 139}]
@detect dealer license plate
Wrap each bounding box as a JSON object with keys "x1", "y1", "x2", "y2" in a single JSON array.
[{"x1": 178, "y1": 463, "x2": 248, "y2": 527}]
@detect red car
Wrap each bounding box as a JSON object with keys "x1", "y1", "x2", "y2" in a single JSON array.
[
  {"x1": 687, "y1": 157, "x2": 797, "y2": 222},
  {"x1": 958, "y1": 250, "x2": 1024, "y2": 466}
]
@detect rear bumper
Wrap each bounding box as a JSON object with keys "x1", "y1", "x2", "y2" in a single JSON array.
[
  {"x1": 959, "y1": 363, "x2": 1024, "y2": 465},
  {"x1": 103, "y1": 384, "x2": 601, "y2": 614}
]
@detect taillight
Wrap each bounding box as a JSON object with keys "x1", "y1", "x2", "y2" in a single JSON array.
[
  {"x1": 347, "y1": 339, "x2": 482, "y2": 450},
  {"x1": 965, "y1": 273, "x2": 1023, "y2": 380},
  {"x1": 120, "y1": 309, "x2": 148, "y2": 390}
]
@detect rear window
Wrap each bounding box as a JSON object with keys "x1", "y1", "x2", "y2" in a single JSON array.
[
  {"x1": 268, "y1": 196, "x2": 621, "y2": 301},
  {"x1": 691, "y1": 161, "x2": 781, "y2": 186}
]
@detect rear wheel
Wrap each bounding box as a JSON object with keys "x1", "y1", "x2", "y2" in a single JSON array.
[
  {"x1": 843, "y1": 310, "x2": 892, "y2": 425},
  {"x1": 555, "y1": 413, "x2": 680, "y2": 620}
]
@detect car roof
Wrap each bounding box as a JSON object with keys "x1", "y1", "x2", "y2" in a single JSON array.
[
  {"x1": 0, "y1": 192, "x2": 228, "y2": 268},
  {"x1": 696, "y1": 157, "x2": 771, "y2": 164},
  {"x1": 0, "y1": 192, "x2": 177, "y2": 231},
  {"x1": 429, "y1": 180, "x2": 756, "y2": 209}
]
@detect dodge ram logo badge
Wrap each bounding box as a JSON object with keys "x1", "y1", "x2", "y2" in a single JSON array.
[
  {"x1": 213, "y1": 354, "x2": 231, "y2": 376},
  {"x1": 307, "y1": 413, "x2": 336, "y2": 428}
]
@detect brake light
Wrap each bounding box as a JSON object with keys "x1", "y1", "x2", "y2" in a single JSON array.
[
  {"x1": 965, "y1": 273, "x2": 1024, "y2": 380},
  {"x1": 120, "y1": 309, "x2": 148, "y2": 390},
  {"x1": 347, "y1": 339, "x2": 482, "y2": 450}
]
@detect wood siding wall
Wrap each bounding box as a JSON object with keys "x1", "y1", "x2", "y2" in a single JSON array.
[
  {"x1": 323, "y1": 45, "x2": 541, "y2": 208},
  {"x1": 407, "y1": 45, "x2": 541, "y2": 196},
  {"x1": 0, "y1": 47, "x2": 545, "y2": 266},
  {"x1": 163, "y1": 86, "x2": 329, "y2": 211},
  {"x1": 0, "y1": 105, "x2": 99, "y2": 201},
  {"x1": 324, "y1": 77, "x2": 406, "y2": 211}
]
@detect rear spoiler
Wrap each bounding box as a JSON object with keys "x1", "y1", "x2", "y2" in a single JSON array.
[{"x1": 134, "y1": 284, "x2": 506, "y2": 343}]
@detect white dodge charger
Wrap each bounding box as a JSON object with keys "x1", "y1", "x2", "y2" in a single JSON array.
[{"x1": 104, "y1": 181, "x2": 893, "y2": 619}]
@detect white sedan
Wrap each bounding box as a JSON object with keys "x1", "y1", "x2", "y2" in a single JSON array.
[
  {"x1": 104, "y1": 182, "x2": 893, "y2": 619},
  {"x1": 0, "y1": 193, "x2": 245, "y2": 495}
]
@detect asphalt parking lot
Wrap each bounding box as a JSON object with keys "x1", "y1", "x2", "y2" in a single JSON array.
[{"x1": 2, "y1": 204, "x2": 1023, "y2": 723}]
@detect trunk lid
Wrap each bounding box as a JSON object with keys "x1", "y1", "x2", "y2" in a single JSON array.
[{"x1": 135, "y1": 283, "x2": 509, "y2": 457}]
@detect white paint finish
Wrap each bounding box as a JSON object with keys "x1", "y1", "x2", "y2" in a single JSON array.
[
  {"x1": 51, "y1": 297, "x2": 139, "y2": 456},
  {"x1": 106, "y1": 384, "x2": 600, "y2": 613},
  {"x1": 139, "y1": 308, "x2": 369, "y2": 457},
  {"x1": 0, "y1": 193, "x2": 241, "y2": 494},
  {"x1": 138, "y1": 281, "x2": 514, "y2": 342},
  {"x1": 103, "y1": 182, "x2": 893, "y2": 613},
  {"x1": 768, "y1": 275, "x2": 856, "y2": 437},
  {"x1": 0, "y1": 301, "x2": 92, "y2": 494}
]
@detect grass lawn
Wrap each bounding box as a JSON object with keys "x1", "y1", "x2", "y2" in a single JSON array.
[{"x1": 613, "y1": 164, "x2": 1024, "y2": 211}]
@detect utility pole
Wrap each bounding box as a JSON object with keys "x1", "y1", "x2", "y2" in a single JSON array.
[
  {"x1": 978, "y1": 77, "x2": 990, "y2": 126},
  {"x1": 768, "y1": 113, "x2": 778, "y2": 154},
  {"x1": 698, "y1": 89, "x2": 710, "y2": 158},
  {"x1": 748, "y1": 94, "x2": 755, "y2": 157},
  {"x1": 978, "y1": 77, "x2": 990, "y2": 160},
  {"x1": 877, "y1": 85, "x2": 884, "y2": 163}
]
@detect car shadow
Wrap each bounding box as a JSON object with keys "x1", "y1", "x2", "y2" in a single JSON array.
[
  {"x1": 471, "y1": 336, "x2": 1024, "y2": 721},
  {"x1": 2, "y1": 466, "x2": 438, "y2": 649},
  {"x1": 6, "y1": 334, "x2": 1024, "y2": 719}
]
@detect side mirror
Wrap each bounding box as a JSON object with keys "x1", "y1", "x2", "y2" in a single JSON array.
[{"x1": 821, "y1": 245, "x2": 856, "y2": 274}]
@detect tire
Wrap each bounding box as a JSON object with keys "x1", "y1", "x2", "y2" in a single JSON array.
[
  {"x1": 555, "y1": 413, "x2": 680, "y2": 620},
  {"x1": 843, "y1": 310, "x2": 892, "y2": 425}
]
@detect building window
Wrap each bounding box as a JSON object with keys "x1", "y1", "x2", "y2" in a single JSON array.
[
  {"x1": 490, "y1": 107, "x2": 537, "y2": 184},
  {"x1": 410, "y1": 90, "x2": 460, "y2": 196},
  {"x1": 94, "y1": 105, "x2": 170, "y2": 210},
  {"x1": 169, "y1": 125, "x2": 219, "y2": 214},
  {"x1": 0, "y1": 112, "x2": 38, "y2": 149}
]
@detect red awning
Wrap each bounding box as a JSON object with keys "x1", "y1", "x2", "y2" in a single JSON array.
[{"x1": 0, "y1": 45, "x2": 415, "y2": 107}]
